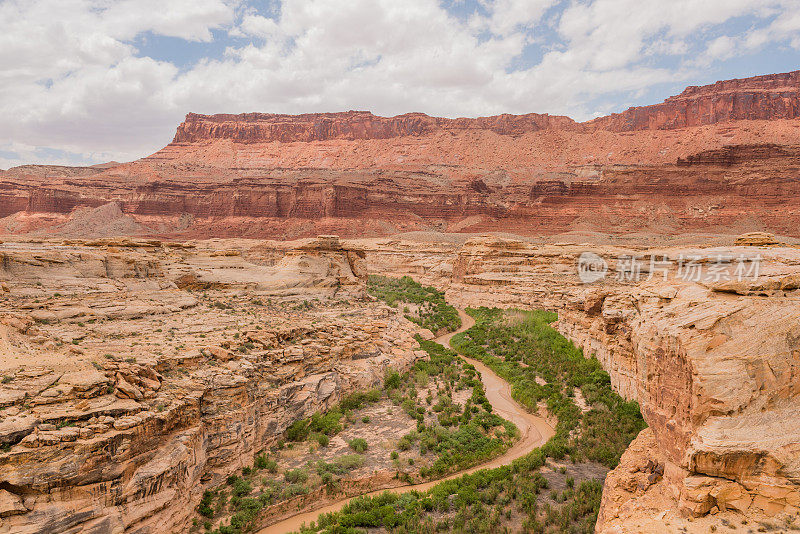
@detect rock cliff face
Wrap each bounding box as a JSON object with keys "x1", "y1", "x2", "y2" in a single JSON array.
[
  {"x1": 3, "y1": 233, "x2": 800, "y2": 532},
  {"x1": 588, "y1": 71, "x2": 800, "y2": 131},
  {"x1": 173, "y1": 71, "x2": 800, "y2": 143},
  {"x1": 172, "y1": 110, "x2": 579, "y2": 144},
  {"x1": 3, "y1": 71, "x2": 800, "y2": 240},
  {"x1": 364, "y1": 235, "x2": 800, "y2": 531},
  {"x1": 0, "y1": 237, "x2": 424, "y2": 533}
]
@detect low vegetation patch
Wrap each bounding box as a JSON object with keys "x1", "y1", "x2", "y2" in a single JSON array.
[
  {"x1": 390, "y1": 337, "x2": 518, "y2": 478},
  {"x1": 285, "y1": 388, "x2": 383, "y2": 444},
  {"x1": 367, "y1": 275, "x2": 461, "y2": 333}
]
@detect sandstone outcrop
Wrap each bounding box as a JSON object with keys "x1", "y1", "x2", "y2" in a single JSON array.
[
  {"x1": 734, "y1": 232, "x2": 781, "y2": 247},
  {"x1": 364, "y1": 235, "x2": 800, "y2": 531},
  {"x1": 0, "y1": 238, "x2": 425, "y2": 533},
  {"x1": 588, "y1": 71, "x2": 800, "y2": 131},
  {"x1": 172, "y1": 110, "x2": 579, "y2": 144},
  {"x1": 174, "y1": 71, "x2": 800, "y2": 144},
  {"x1": 3, "y1": 233, "x2": 800, "y2": 532}
]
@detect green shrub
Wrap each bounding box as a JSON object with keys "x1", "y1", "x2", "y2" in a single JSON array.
[
  {"x1": 280, "y1": 484, "x2": 308, "y2": 500},
  {"x1": 348, "y1": 438, "x2": 368, "y2": 453},
  {"x1": 308, "y1": 409, "x2": 342, "y2": 436},
  {"x1": 197, "y1": 490, "x2": 214, "y2": 518},
  {"x1": 254, "y1": 453, "x2": 277, "y2": 472},
  {"x1": 286, "y1": 419, "x2": 310, "y2": 441},
  {"x1": 232, "y1": 478, "x2": 251, "y2": 497},
  {"x1": 284, "y1": 468, "x2": 309, "y2": 484},
  {"x1": 336, "y1": 454, "x2": 365, "y2": 470},
  {"x1": 384, "y1": 369, "x2": 402, "y2": 390}
]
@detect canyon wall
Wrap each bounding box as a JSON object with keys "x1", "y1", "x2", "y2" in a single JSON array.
[
  {"x1": 0, "y1": 237, "x2": 425, "y2": 533},
  {"x1": 3, "y1": 143, "x2": 800, "y2": 239},
  {"x1": 588, "y1": 70, "x2": 800, "y2": 131},
  {"x1": 171, "y1": 110, "x2": 579, "y2": 144},
  {"x1": 174, "y1": 71, "x2": 800, "y2": 143},
  {"x1": 2, "y1": 232, "x2": 799, "y2": 532},
  {"x1": 3, "y1": 71, "x2": 800, "y2": 240},
  {"x1": 560, "y1": 251, "x2": 800, "y2": 530},
  {"x1": 364, "y1": 235, "x2": 800, "y2": 530}
]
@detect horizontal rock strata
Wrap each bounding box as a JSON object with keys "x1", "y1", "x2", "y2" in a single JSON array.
[
  {"x1": 3, "y1": 71, "x2": 800, "y2": 239},
  {"x1": 0, "y1": 237, "x2": 423, "y2": 533}
]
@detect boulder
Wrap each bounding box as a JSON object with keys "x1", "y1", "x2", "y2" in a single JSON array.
[
  {"x1": 0, "y1": 490, "x2": 26, "y2": 517},
  {"x1": 734, "y1": 232, "x2": 780, "y2": 247},
  {"x1": 115, "y1": 377, "x2": 143, "y2": 401},
  {"x1": 208, "y1": 346, "x2": 237, "y2": 362},
  {"x1": 0, "y1": 415, "x2": 38, "y2": 445}
]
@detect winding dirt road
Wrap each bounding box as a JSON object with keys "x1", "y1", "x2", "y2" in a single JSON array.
[{"x1": 258, "y1": 309, "x2": 555, "y2": 534}]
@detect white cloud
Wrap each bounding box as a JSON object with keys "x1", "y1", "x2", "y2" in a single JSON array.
[
  {"x1": 472, "y1": 0, "x2": 556, "y2": 37},
  {"x1": 101, "y1": 0, "x2": 236, "y2": 42},
  {"x1": 744, "y1": 2, "x2": 800, "y2": 50},
  {"x1": 701, "y1": 36, "x2": 738, "y2": 63},
  {"x1": 1, "y1": 0, "x2": 799, "y2": 166},
  {"x1": 554, "y1": 0, "x2": 774, "y2": 71}
]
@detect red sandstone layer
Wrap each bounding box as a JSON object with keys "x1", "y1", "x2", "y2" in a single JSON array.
[
  {"x1": 171, "y1": 70, "x2": 800, "y2": 144},
  {"x1": 2, "y1": 70, "x2": 800, "y2": 239}
]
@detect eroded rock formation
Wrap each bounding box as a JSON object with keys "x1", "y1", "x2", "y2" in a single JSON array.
[
  {"x1": 171, "y1": 110, "x2": 579, "y2": 144},
  {"x1": 0, "y1": 237, "x2": 423, "y2": 533},
  {"x1": 363, "y1": 234, "x2": 800, "y2": 531},
  {"x1": 588, "y1": 70, "x2": 800, "y2": 131},
  {"x1": 174, "y1": 71, "x2": 800, "y2": 143}
]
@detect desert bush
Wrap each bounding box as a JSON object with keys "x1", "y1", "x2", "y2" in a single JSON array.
[
  {"x1": 284, "y1": 468, "x2": 309, "y2": 484},
  {"x1": 367, "y1": 275, "x2": 461, "y2": 333},
  {"x1": 348, "y1": 438, "x2": 368, "y2": 453}
]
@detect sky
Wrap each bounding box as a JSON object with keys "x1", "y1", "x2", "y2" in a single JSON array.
[{"x1": 1, "y1": 0, "x2": 800, "y2": 168}]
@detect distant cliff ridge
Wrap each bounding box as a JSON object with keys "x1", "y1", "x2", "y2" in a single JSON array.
[
  {"x1": 2, "y1": 70, "x2": 800, "y2": 240},
  {"x1": 171, "y1": 70, "x2": 800, "y2": 144},
  {"x1": 588, "y1": 70, "x2": 800, "y2": 131},
  {"x1": 171, "y1": 110, "x2": 580, "y2": 144}
]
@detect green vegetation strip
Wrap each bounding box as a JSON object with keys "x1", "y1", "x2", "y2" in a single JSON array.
[
  {"x1": 291, "y1": 307, "x2": 645, "y2": 534},
  {"x1": 452, "y1": 308, "x2": 646, "y2": 469},
  {"x1": 194, "y1": 335, "x2": 517, "y2": 534},
  {"x1": 367, "y1": 275, "x2": 461, "y2": 334}
]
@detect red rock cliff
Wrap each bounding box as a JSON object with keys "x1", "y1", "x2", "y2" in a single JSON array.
[
  {"x1": 172, "y1": 110, "x2": 580, "y2": 144},
  {"x1": 171, "y1": 70, "x2": 800, "y2": 145},
  {"x1": 3, "y1": 70, "x2": 800, "y2": 239},
  {"x1": 587, "y1": 70, "x2": 800, "y2": 131}
]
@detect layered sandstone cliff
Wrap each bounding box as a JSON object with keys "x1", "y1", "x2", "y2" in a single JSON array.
[
  {"x1": 363, "y1": 235, "x2": 800, "y2": 531},
  {"x1": 3, "y1": 71, "x2": 800, "y2": 240},
  {"x1": 172, "y1": 71, "x2": 800, "y2": 143},
  {"x1": 171, "y1": 110, "x2": 579, "y2": 144},
  {"x1": 0, "y1": 237, "x2": 425, "y2": 533},
  {"x1": 588, "y1": 71, "x2": 800, "y2": 131}
]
